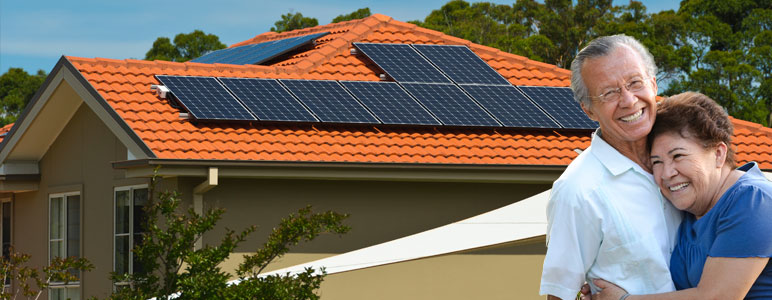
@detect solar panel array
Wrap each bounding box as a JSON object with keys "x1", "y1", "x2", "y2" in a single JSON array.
[
  {"x1": 341, "y1": 81, "x2": 440, "y2": 125},
  {"x1": 158, "y1": 43, "x2": 598, "y2": 130},
  {"x1": 191, "y1": 32, "x2": 329, "y2": 65},
  {"x1": 460, "y1": 85, "x2": 559, "y2": 128},
  {"x1": 219, "y1": 78, "x2": 317, "y2": 122},
  {"x1": 353, "y1": 43, "x2": 450, "y2": 83},
  {"x1": 155, "y1": 76, "x2": 256, "y2": 121},
  {"x1": 412, "y1": 44, "x2": 510, "y2": 85},
  {"x1": 280, "y1": 80, "x2": 379, "y2": 124},
  {"x1": 401, "y1": 83, "x2": 500, "y2": 126},
  {"x1": 517, "y1": 86, "x2": 598, "y2": 129}
]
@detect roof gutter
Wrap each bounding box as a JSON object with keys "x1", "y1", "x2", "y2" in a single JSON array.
[{"x1": 113, "y1": 159, "x2": 567, "y2": 184}]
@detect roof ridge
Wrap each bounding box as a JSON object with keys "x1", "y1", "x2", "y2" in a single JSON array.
[{"x1": 231, "y1": 14, "x2": 379, "y2": 48}]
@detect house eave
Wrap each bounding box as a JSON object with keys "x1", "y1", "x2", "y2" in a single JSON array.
[{"x1": 114, "y1": 158, "x2": 566, "y2": 184}]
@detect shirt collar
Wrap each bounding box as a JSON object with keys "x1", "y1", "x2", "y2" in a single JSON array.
[{"x1": 590, "y1": 129, "x2": 652, "y2": 177}]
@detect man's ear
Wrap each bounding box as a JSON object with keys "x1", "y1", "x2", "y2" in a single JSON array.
[
  {"x1": 715, "y1": 142, "x2": 728, "y2": 168},
  {"x1": 581, "y1": 102, "x2": 597, "y2": 121}
]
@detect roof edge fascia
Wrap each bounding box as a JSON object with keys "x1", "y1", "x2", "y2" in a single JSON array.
[
  {"x1": 0, "y1": 57, "x2": 155, "y2": 164},
  {"x1": 114, "y1": 159, "x2": 566, "y2": 184}
]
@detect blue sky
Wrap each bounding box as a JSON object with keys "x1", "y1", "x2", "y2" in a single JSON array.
[{"x1": 1, "y1": 0, "x2": 679, "y2": 74}]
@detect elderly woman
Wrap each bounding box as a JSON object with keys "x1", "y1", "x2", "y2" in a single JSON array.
[{"x1": 593, "y1": 92, "x2": 772, "y2": 299}]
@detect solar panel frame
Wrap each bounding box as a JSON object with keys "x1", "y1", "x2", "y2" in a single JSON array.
[
  {"x1": 341, "y1": 81, "x2": 441, "y2": 126},
  {"x1": 400, "y1": 83, "x2": 501, "y2": 127},
  {"x1": 412, "y1": 44, "x2": 511, "y2": 86},
  {"x1": 218, "y1": 77, "x2": 318, "y2": 122},
  {"x1": 353, "y1": 43, "x2": 451, "y2": 83},
  {"x1": 461, "y1": 85, "x2": 560, "y2": 128},
  {"x1": 517, "y1": 86, "x2": 598, "y2": 129},
  {"x1": 155, "y1": 75, "x2": 256, "y2": 121},
  {"x1": 280, "y1": 79, "x2": 380, "y2": 124},
  {"x1": 191, "y1": 32, "x2": 329, "y2": 65}
]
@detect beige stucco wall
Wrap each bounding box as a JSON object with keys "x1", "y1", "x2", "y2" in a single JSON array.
[
  {"x1": 10, "y1": 81, "x2": 553, "y2": 299},
  {"x1": 12, "y1": 84, "x2": 148, "y2": 299},
  {"x1": 319, "y1": 239, "x2": 547, "y2": 300}
]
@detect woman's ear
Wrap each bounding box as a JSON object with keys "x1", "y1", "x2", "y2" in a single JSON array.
[{"x1": 714, "y1": 142, "x2": 728, "y2": 168}]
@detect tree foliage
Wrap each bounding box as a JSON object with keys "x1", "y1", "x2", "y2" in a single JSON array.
[
  {"x1": 0, "y1": 68, "x2": 47, "y2": 126},
  {"x1": 271, "y1": 12, "x2": 319, "y2": 33},
  {"x1": 1, "y1": 248, "x2": 93, "y2": 299},
  {"x1": 110, "y1": 171, "x2": 349, "y2": 300},
  {"x1": 145, "y1": 30, "x2": 226, "y2": 62},
  {"x1": 332, "y1": 8, "x2": 371, "y2": 23}
]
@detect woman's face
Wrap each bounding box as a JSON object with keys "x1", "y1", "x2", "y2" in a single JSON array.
[{"x1": 650, "y1": 131, "x2": 726, "y2": 217}]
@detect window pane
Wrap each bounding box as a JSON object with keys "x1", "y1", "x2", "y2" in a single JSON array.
[
  {"x1": 66, "y1": 287, "x2": 80, "y2": 300},
  {"x1": 2, "y1": 202, "x2": 10, "y2": 259},
  {"x1": 50, "y1": 197, "x2": 63, "y2": 240},
  {"x1": 115, "y1": 236, "x2": 129, "y2": 275},
  {"x1": 50, "y1": 241, "x2": 63, "y2": 260},
  {"x1": 115, "y1": 190, "x2": 130, "y2": 234},
  {"x1": 133, "y1": 188, "x2": 148, "y2": 234},
  {"x1": 66, "y1": 195, "x2": 80, "y2": 258},
  {"x1": 49, "y1": 287, "x2": 64, "y2": 300},
  {"x1": 132, "y1": 233, "x2": 145, "y2": 274}
]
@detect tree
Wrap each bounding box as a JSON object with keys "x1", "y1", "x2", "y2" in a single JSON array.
[
  {"x1": 332, "y1": 8, "x2": 371, "y2": 23},
  {"x1": 1, "y1": 248, "x2": 93, "y2": 299},
  {"x1": 110, "y1": 171, "x2": 349, "y2": 300},
  {"x1": 145, "y1": 30, "x2": 226, "y2": 62},
  {"x1": 271, "y1": 12, "x2": 319, "y2": 33},
  {"x1": 0, "y1": 68, "x2": 47, "y2": 126},
  {"x1": 664, "y1": 0, "x2": 772, "y2": 125}
]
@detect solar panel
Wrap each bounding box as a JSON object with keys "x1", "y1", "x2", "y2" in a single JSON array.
[
  {"x1": 353, "y1": 43, "x2": 450, "y2": 83},
  {"x1": 218, "y1": 77, "x2": 318, "y2": 122},
  {"x1": 461, "y1": 85, "x2": 559, "y2": 128},
  {"x1": 341, "y1": 81, "x2": 440, "y2": 125},
  {"x1": 156, "y1": 75, "x2": 255, "y2": 121},
  {"x1": 280, "y1": 79, "x2": 379, "y2": 124},
  {"x1": 401, "y1": 83, "x2": 501, "y2": 127},
  {"x1": 412, "y1": 44, "x2": 510, "y2": 85},
  {"x1": 191, "y1": 32, "x2": 329, "y2": 65},
  {"x1": 517, "y1": 86, "x2": 598, "y2": 129}
]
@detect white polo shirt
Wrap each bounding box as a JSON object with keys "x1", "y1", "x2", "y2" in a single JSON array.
[{"x1": 540, "y1": 130, "x2": 683, "y2": 300}]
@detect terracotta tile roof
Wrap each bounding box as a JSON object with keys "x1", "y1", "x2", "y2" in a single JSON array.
[
  {"x1": 63, "y1": 14, "x2": 772, "y2": 169},
  {"x1": 0, "y1": 123, "x2": 13, "y2": 143}
]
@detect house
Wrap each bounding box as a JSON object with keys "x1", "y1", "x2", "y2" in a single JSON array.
[{"x1": 1, "y1": 14, "x2": 771, "y2": 300}]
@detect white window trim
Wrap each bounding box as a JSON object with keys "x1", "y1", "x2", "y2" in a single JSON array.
[
  {"x1": 113, "y1": 184, "x2": 148, "y2": 287},
  {"x1": 48, "y1": 191, "x2": 81, "y2": 297}
]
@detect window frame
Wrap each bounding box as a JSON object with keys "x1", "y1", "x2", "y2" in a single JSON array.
[
  {"x1": 113, "y1": 184, "x2": 148, "y2": 288},
  {"x1": 48, "y1": 191, "x2": 82, "y2": 300}
]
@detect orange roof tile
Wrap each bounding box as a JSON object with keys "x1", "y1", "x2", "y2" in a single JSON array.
[
  {"x1": 0, "y1": 123, "x2": 13, "y2": 144},
  {"x1": 62, "y1": 14, "x2": 772, "y2": 169}
]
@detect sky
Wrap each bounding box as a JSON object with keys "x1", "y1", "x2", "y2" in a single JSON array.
[{"x1": 0, "y1": 0, "x2": 680, "y2": 74}]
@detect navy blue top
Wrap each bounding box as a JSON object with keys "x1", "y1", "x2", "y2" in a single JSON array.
[{"x1": 670, "y1": 162, "x2": 772, "y2": 299}]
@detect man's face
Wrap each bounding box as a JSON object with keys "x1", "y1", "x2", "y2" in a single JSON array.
[{"x1": 580, "y1": 45, "x2": 658, "y2": 147}]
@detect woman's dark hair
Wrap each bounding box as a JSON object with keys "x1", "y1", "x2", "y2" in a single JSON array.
[{"x1": 647, "y1": 91, "x2": 736, "y2": 168}]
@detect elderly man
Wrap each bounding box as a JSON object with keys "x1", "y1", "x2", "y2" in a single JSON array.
[{"x1": 539, "y1": 35, "x2": 683, "y2": 300}]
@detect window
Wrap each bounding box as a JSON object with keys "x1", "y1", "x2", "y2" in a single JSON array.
[
  {"x1": 2, "y1": 199, "x2": 12, "y2": 288},
  {"x1": 49, "y1": 192, "x2": 81, "y2": 300},
  {"x1": 114, "y1": 186, "x2": 148, "y2": 286}
]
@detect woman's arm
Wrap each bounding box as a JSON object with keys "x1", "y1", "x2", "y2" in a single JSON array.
[{"x1": 595, "y1": 256, "x2": 768, "y2": 300}]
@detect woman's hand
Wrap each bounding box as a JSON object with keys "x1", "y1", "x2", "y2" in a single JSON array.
[{"x1": 593, "y1": 279, "x2": 628, "y2": 300}]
